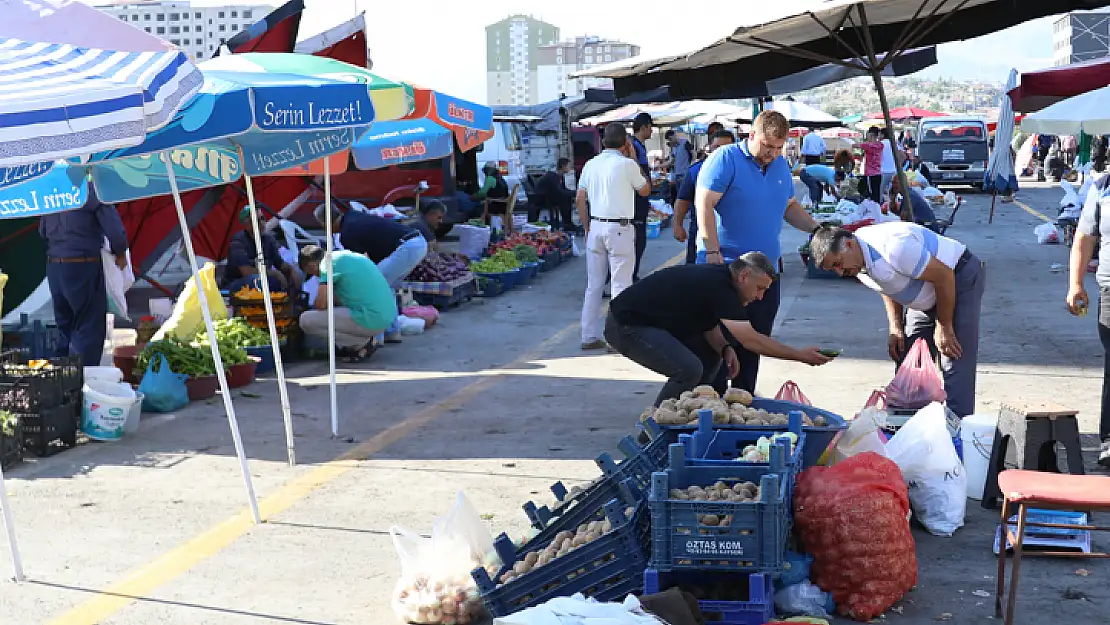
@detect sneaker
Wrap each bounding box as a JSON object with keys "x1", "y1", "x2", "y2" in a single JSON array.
[
  {"x1": 581, "y1": 339, "x2": 607, "y2": 350},
  {"x1": 1099, "y1": 441, "x2": 1110, "y2": 468}
]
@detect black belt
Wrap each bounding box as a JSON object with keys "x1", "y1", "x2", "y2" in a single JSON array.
[
  {"x1": 399, "y1": 230, "x2": 422, "y2": 243},
  {"x1": 954, "y1": 249, "x2": 973, "y2": 274},
  {"x1": 48, "y1": 256, "x2": 99, "y2": 263},
  {"x1": 592, "y1": 217, "x2": 632, "y2": 226}
]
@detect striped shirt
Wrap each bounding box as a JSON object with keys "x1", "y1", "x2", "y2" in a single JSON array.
[{"x1": 854, "y1": 222, "x2": 966, "y2": 310}]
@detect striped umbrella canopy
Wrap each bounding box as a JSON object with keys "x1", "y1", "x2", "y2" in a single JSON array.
[
  {"x1": 0, "y1": 37, "x2": 202, "y2": 168},
  {"x1": 985, "y1": 69, "x2": 1019, "y2": 196}
]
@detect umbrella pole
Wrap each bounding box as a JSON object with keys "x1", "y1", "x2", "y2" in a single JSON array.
[
  {"x1": 324, "y1": 159, "x2": 339, "y2": 438},
  {"x1": 243, "y1": 174, "x2": 297, "y2": 467},
  {"x1": 0, "y1": 465, "x2": 24, "y2": 581},
  {"x1": 989, "y1": 191, "x2": 998, "y2": 224},
  {"x1": 870, "y1": 70, "x2": 913, "y2": 222},
  {"x1": 162, "y1": 152, "x2": 262, "y2": 525}
]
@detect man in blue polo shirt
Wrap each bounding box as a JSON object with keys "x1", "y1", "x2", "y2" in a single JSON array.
[
  {"x1": 674, "y1": 129, "x2": 735, "y2": 264},
  {"x1": 695, "y1": 110, "x2": 822, "y2": 394}
]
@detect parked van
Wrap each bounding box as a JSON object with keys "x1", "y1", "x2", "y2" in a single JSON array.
[{"x1": 916, "y1": 116, "x2": 988, "y2": 190}]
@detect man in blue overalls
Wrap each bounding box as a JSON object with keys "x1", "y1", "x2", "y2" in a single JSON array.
[{"x1": 39, "y1": 186, "x2": 129, "y2": 366}]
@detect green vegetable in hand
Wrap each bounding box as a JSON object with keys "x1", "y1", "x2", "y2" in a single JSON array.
[{"x1": 818, "y1": 348, "x2": 841, "y2": 358}]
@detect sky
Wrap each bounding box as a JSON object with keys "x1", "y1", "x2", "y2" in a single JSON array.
[{"x1": 89, "y1": 0, "x2": 1059, "y2": 103}]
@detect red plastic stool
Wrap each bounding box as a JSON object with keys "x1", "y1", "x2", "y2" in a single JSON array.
[{"x1": 995, "y1": 470, "x2": 1110, "y2": 625}]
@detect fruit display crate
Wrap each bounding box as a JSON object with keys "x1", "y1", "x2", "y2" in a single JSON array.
[
  {"x1": 642, "y1": 568, "x2": 774, "y2": 625},
  {"x1": 522, "y1": 470, "x2": 640, "y2": 535},
  {"x1": 0, "y1": 350, "x2": 82, "y2": 411},
  {"x1": 646, "y1": 398, "x2": 846, "y2": 469},
  {"x1": 472, "y1": 497, "x2": 650, "y2": 618},
  {"x1": 594, "y1": 417, "x2": 670, "y2": 494},
  {"x1": 19, "y1": 401, "x2": 80, "y2": 457},
  {"x1": 679, "y1": 409, "x2": 806, "y2": 470},
  {"x1": 649, "y1": 444, "x2": 791, "y2": 573},
  {"x1": 1, "y1": 421, "x2": 23, "y2": 469},
  {"x1": 475, "y1": 276, "x2": 506, "y2": 298},
  {"x1": 541, "y1": 250, "x2": 561, "y2": 270},
  {"x1": 1, "y1": 316, "x2": 62, "y2": 359},
  {"x1": 408, "y1": 277, "x2": 477, "y2": 310},
  {"x1": 476, "y1": 269, "x2": 521, "y2": 291}
]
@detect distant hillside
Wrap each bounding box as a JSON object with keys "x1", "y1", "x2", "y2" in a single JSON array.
[{"x1": 794, "y1": 76, "x2": 1004, "y2": 119}]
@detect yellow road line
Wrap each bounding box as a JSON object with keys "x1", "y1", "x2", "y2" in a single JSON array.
[
  {"x1": 1014, "y1": 198, "x2": 1053, "y2": 223},
  {"x1": 47, "y1": 249, "x2": 686, "y2": 625}
]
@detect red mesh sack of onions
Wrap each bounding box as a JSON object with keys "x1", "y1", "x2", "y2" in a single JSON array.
[{"x1": 793, "y1": 452, "x2": 917, "y2": 621}]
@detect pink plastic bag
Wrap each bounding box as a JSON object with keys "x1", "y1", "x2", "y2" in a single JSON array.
[
  {"x1": 863, "y1": 390, "x2": 887, "y2": 411},
  {"x1": 884, "y1": 339, "x2": 946, "y2": 409},
  {"x1": 402, "y1": 305, "x2": 439, "y2": 327},
  {"x1": 775, "y1": 380, "x2": 812, "y2": 405}
]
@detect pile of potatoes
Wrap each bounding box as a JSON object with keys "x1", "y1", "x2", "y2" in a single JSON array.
[
  {"x1": 667, "y1": 481, "x2": 762, "y2": 527},
  {"x1": 394, "y1": 573, "x2": 486, "y2": 625},
  {"x1": 643, "y1": 385, "x2": 826, "y2": 428},
  {"x1": 498, "y1": 506, "x2": 636, "y2": 585}
]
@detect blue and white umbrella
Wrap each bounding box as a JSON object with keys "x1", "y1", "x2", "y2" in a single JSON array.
[
  {"x1": 985, "y1": 68, "x2": 1020, "y2": 214},
  {"x1": 79, "y1": 54, "x2": 396, "y2": 486},
  {"x1": 0, "y1": 38, "x2": 203, "y2": 167},
  {"x1": 351, "y1": 119, "x2": 454, "y2": 170}
]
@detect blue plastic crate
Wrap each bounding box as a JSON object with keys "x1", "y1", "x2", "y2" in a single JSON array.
[
  {"x1": 649, "y1": 444, "x2": 791, "y2": 573},
  {"x1": 643, "y1": 568, "x2": 773, "y2": 625},
  {"x1": 681, "y1": 409, "x2": 805, "y2": 469},
  {"x1": 646, "y1": 221, "x2": 661, "y2": 239},
  {"x1": 473, "y1": 495, "x2": 649, "y2": 617},
  {"x1": 993, "y1": 509, "x2": 1092, "y2": 555},
  {"x1": 475, "y1": 276, "x2": 506, "y2": 298},
  {"x1": 541, "y1": 250, "x2": 561, "y2": 270},
  {"x1": 520, "y1": 261, "x2": 540, "y2": 281},
  {"x1": 522, "y1": 468, "x2": 642, "y2": 536},
  {"x1": 594, "y1": 417, "x2": 670, "y2": 494},
  {"x1": 649, "y1": 398, "x2": 846, "y2": 469},
  {"x1": 476, "y1": 269, "x2": 521, "y2": 291}
]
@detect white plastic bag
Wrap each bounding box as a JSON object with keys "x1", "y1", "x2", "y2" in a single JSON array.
[
  {"x1": 1034, "y1": 222, "x2": 1060, "y2": 244},
  {"x1": 885, "y1": 402, "x2": 967, "y2": 536},
  {"x1": 571, "y1": 235, "x2": 582, "y2": 257},
  {"x1": 390, "y1": 492, "x2": 496, "y2": 625},
  {"x1": 774, "y1": 581, "x2": 831, "y2": 618},
  {"x1": 457, "y1": 224, "x2": 492, "y2": 260},
  {"x1": 821, "y1": 191, "x2": 837, "y2": 203},
  {"x1": 102, "y1": 242, "x2": 134, "y2": 321},
  {"x1": 827, "y1": 404, "x2": 888, "y2": 465}
]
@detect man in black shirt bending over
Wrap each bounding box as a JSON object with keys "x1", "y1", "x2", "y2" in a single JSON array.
[{"x1": 604, "y1": 252, "x2": 831, "y2": 405}]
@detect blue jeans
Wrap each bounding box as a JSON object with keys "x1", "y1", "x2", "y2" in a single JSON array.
[
  {"x1": 47, "y1": 260, "x2": 107, "y2": 367},
  {"x1": 378, "y1": 236, "x2": 429, "y2": 288},
  {"x1": 798, "y1": 169, "x2": 823, "y2": 205}
]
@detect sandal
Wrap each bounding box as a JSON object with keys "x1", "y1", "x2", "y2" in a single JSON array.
[{"x1": 341, "y1": 341, "x2": 378, "y2": 363}]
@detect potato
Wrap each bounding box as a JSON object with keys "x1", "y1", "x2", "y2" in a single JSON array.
[
  {"x1": 713, "y1": 481, "x2": 728, "y2": 490},
  {"x1": 513, "y1": 560, "x2": 529, "y2": 575},
  {"x1": 693, "y1": 385, "x2": 719, "y2": 399},
  {"x1": 721, "y1": 515, "x2": 733, "y2": 526},
  {"x1": 770, "y1": 414, "x2": 789, "y2": 426},
  {"x1": 679, "y1": 390, "x2": 695, "y2": 400},
  {"x1": 707, "y1": 490, "x2": 721, "y2": 501},
  {"x1": 557, "y1": 546, "x2": 571, "y2": 558},
  {"x1": 659, "y1": 398, "x2": 678, "y2": 411},
  {"x1": 700, "y1": 514, "x2": 720, "y2": 526},
  {"x1": 500, "y1": 571, "x2": 515, "y2": 584},
  {"x1": 556, "y1": 530, "x2": 574, "y2": 543},
  {"x1": 654, "y1": 407, "x2": 686, "y2": 425},
  {"x1": 814, "y1": 415, "x2": 827, "y2": 427},
  {"x1": 601, "y1": 518, "x2": 613, "y2": 533},
  {"x1": 524, "y1": 551, "x2": 539, "y2": 567},
  {"x1": 572, "y1": 534, "x2": 587, "y2": 547},
  {"x1": 723, "y1": 388, "x2": 753, "y2": 405},
  {"x1": 537, "y1": 551, "x2": 552, "y2": 567}
]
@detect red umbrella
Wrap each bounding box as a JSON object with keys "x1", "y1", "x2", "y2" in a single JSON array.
[
  {"x1": 1008, "y1": 57, "x2": 1110, "y2": 113},
  {"x1": 865, "y1": 107, "x2": 946, "y2": 121}
]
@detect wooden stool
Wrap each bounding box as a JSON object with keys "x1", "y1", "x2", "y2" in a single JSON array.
[
  {"x1": 995, "y1": 470, "x2": 1110, "y2": 625},
  {"x1": 981, "y1": 403, "x2": 1085, "y2": 509}
]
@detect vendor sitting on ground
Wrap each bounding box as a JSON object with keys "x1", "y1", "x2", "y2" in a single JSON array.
[
  {"x1": 604, "y1": 252, "x2": 832, "y2": 406},
  {"x1": 297, "y1": 245, "x2": 397, "y2": 362},
  {"x1": 810, "y1": 222, "x2": 984, "y2": 418},
  {"x1": 222, "y1": 206, "x2": 301, "y2": 294}
]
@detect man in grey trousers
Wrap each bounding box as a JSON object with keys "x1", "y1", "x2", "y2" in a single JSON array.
[{"x1": 810, "y1": 222, "x2": 985, "y2": 418}]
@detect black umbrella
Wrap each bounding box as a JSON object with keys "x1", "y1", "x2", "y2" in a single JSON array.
[{"x1": 578, "y1": 0, "x2": 1110, "y2": 219}]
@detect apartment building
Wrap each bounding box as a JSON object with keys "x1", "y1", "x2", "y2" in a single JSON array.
[
  {"x1": 1052, "y1": 10, "x2": 1110, "y2": 66},
  {"x1": 485, "y1": 15, "x2": 560, "y2": 106},
  {"x1": 95, "y1": 1, "x2": 275, "y2": 61},
  {"x1": 535, "y1": 36, "x2": 639, "y2": 102}
]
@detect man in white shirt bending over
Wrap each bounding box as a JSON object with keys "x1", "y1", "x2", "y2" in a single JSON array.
[
  {"x1": 801, "y1": 128, "x2": 827, "y2": 165},
  {"x1": 809, "y1": 222, "x2": 985, "y2": 418},
  {"x1": 576, "y1": 123, "x2": 652, "y2": 350}
]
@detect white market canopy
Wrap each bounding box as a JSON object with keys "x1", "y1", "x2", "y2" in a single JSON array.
[{"x1": 1021, "y1": 84, "x2": 1110, "y2": 136}]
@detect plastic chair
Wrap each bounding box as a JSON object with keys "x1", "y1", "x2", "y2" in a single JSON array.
[
  {"x1": 277, "y1": 219, "x2": 323, "y2": 252},
  {"x1": 483, "y1": 183, "x2": 521, "y2": 234}
]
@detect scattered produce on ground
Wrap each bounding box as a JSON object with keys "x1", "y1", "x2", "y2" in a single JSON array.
[
  {"x1": 407, "y1": 252, "x2": 472, "y2": 282},
  {"x1": 643, "y1": 385, "x2": 826, "y2": 427},
  {"x1": 497, "y1": 506, "x2": 636, "y2": 585},
  {"x1": 196, "y1": 317, "x2": 270, "y2": 349}
]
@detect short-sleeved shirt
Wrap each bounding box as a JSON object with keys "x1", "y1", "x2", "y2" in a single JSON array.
[
  {"x1": 854, "y1": 222, "x2": 967, "y2": 310},
  {"x1": 881, "y1": 139, "x2": 897, "y2": 173},
  {"x1": 677, "y1": 159, "x2": 705, "y2": 222},
  {"x1": 579, "y1": 149, "x2": 647, "y2": 220},
  {"x1": 672, "y1": 139, "x2": 693, "y2": 177},
  {"x1": 696, "y1": 139, "x2": 795, "y2": 262},
  {"x1": 319, "y1": 250, "x2": 397, "y2": 331},
  {"x1": 860, "y1": 142, "x2": 884, "y2": 176},
  {"x1": 804, "y1": 165, "x2": 837, "y2": 185},
  {"x1": 223, "y1": 231, "x2": 284, "y2": 287},
  {"x1": 801, "y1": 132, "x2": 826, "y2": 156},
  {"x1": 610, "y1": 264, "x2": 748, "y2": 336},
  {"x1": 339, "y1": 210, "x2": 414, "y2": 263},
  {"x1": 901, "y1": 188, "x2": 938, "y2": 225},
  {"x1": 1079, "y1": 175, "x2": 1110, "y2": 288},
  {"x1": 409, "y1": 216, "x2": 437, "y2": 242}
]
